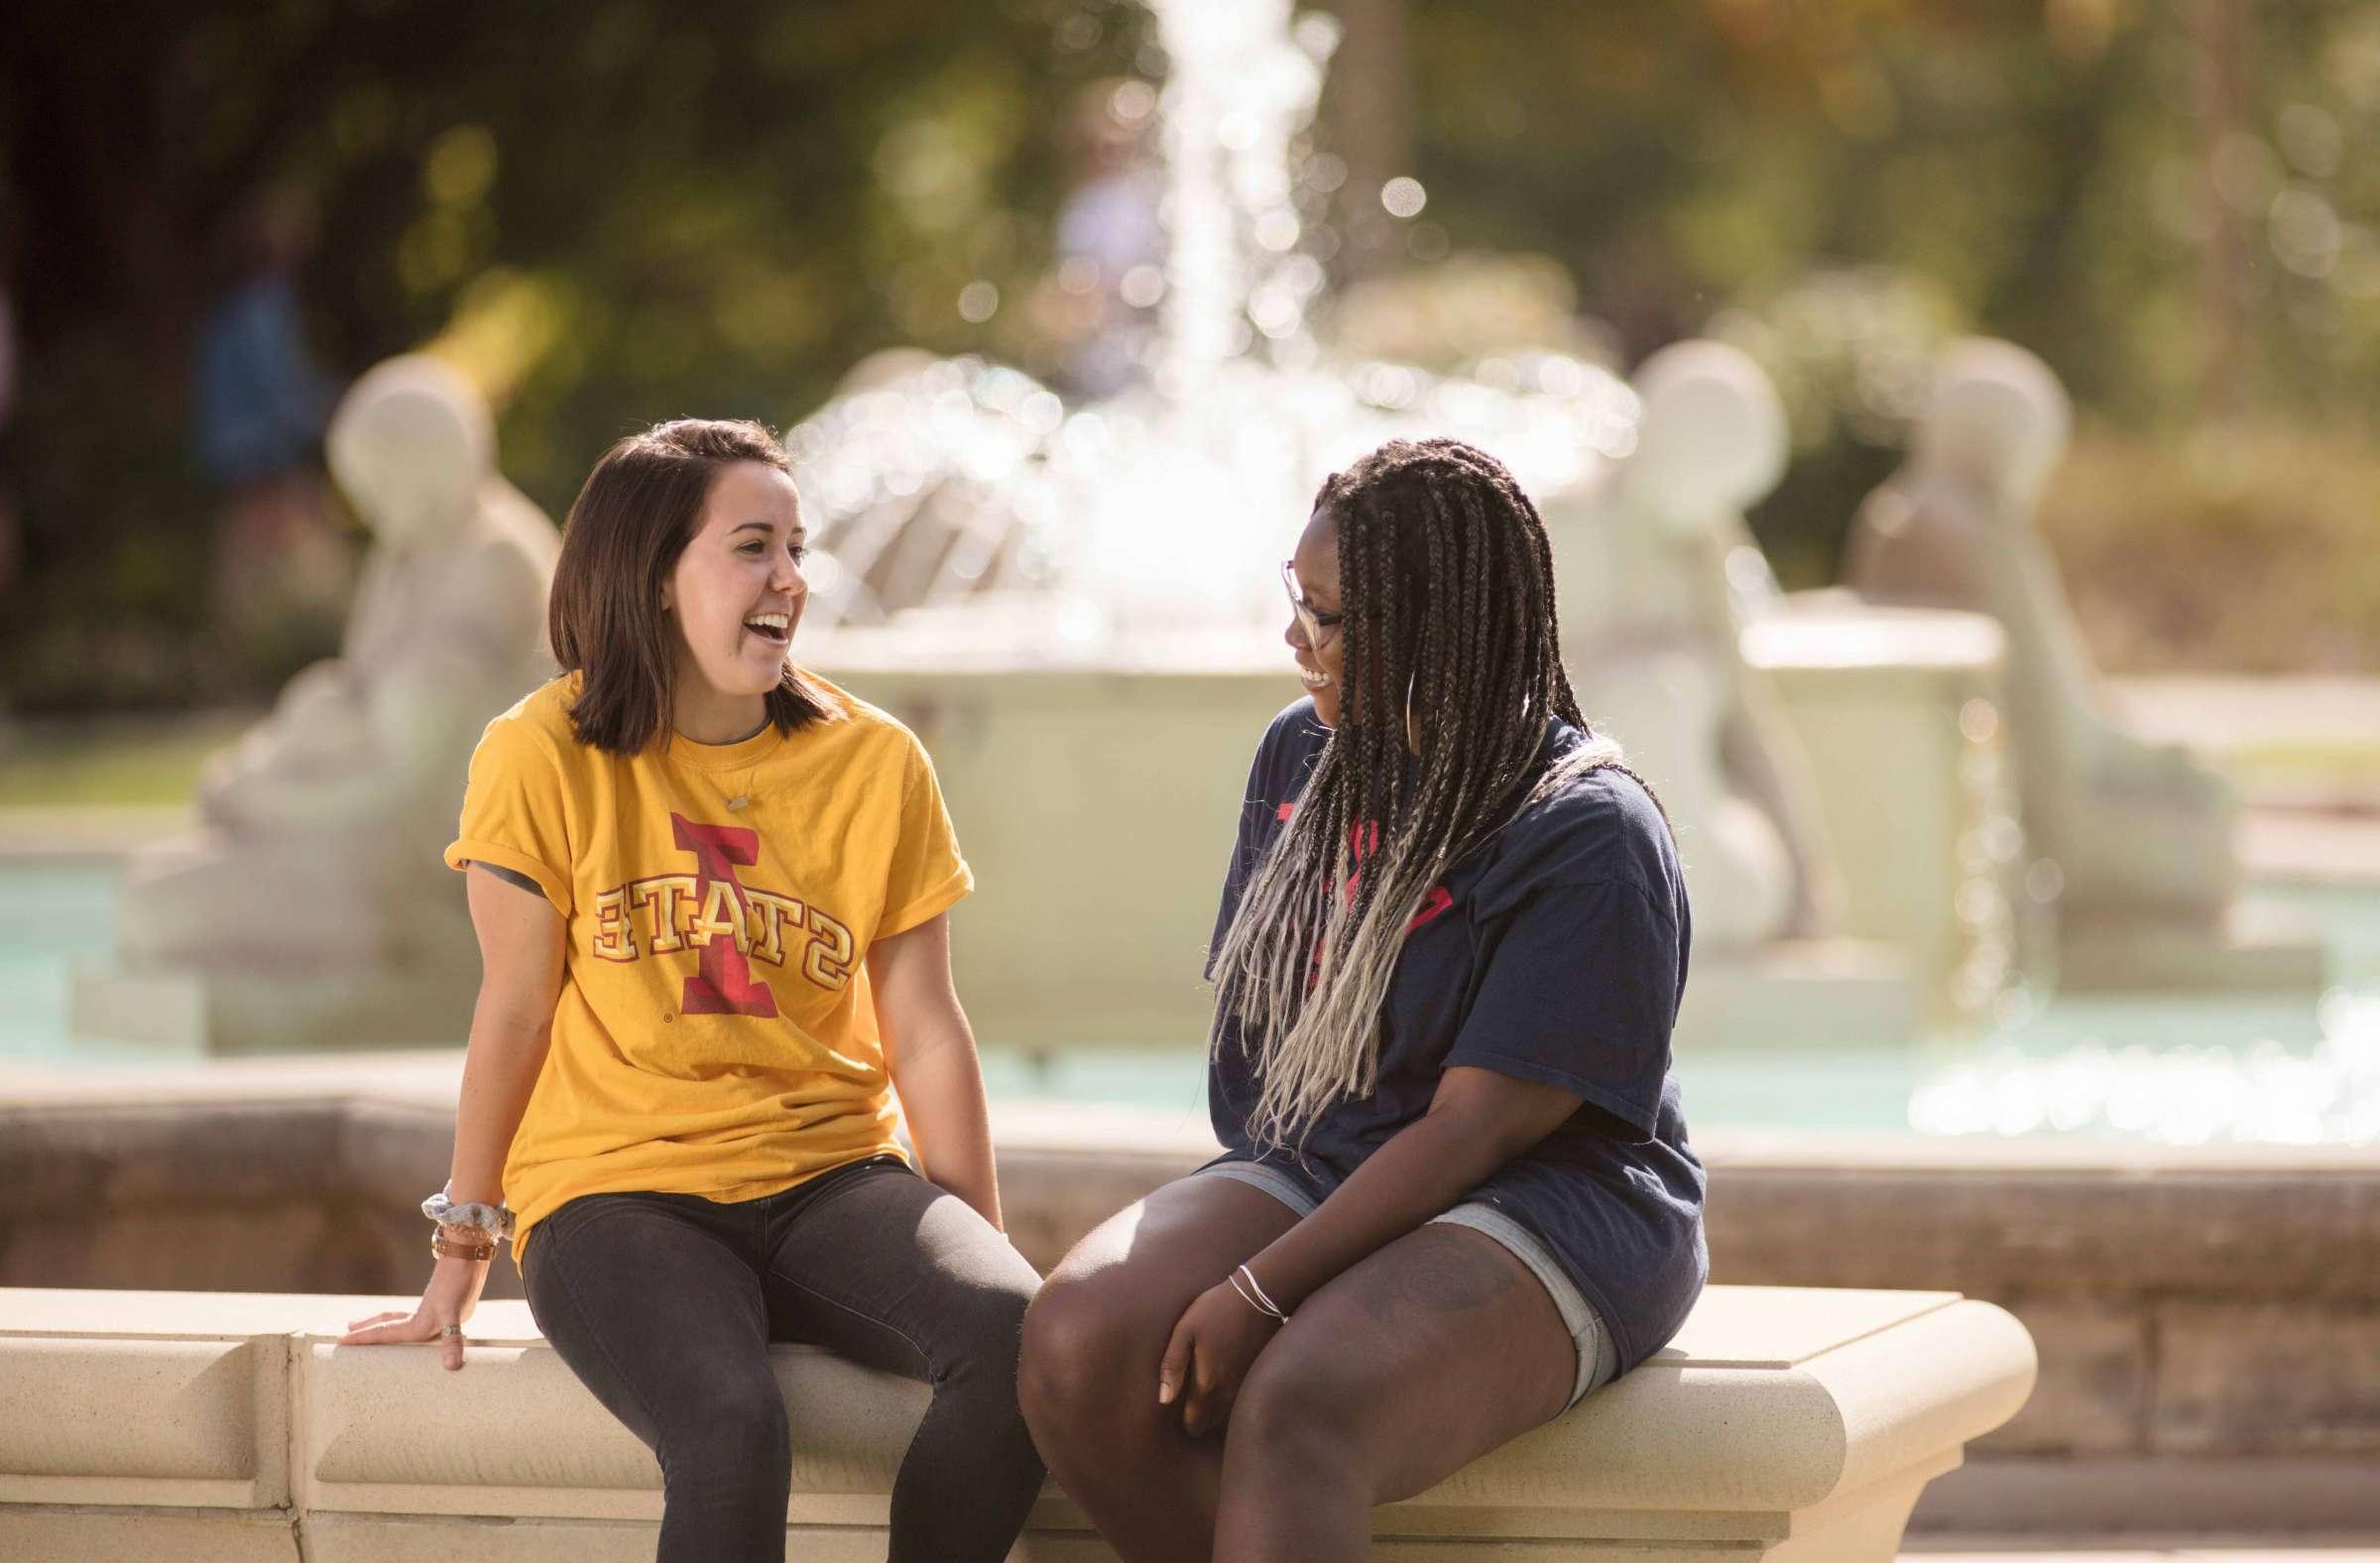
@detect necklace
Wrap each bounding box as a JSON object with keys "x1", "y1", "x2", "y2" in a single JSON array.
[{"x1": 677, "y1": 716, "x2": 773, "y2": 812}]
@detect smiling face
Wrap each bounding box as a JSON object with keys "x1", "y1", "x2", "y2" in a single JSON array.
[
  {"x1": 660, "y1": 460, "x2": 809, "y2": 718},
  {"x1": 1285, "y1": 506, "x2": 1346, "y2": 727}
]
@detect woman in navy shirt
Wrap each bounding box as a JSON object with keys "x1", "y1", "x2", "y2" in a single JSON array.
[{"x1": 1019, "y1": 437, "x2": 1707, "y2": 1561}]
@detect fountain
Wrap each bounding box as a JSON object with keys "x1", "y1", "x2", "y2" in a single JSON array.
[
  {"x1": 52, "y1": 2, "x2": 2009, "y2": 1057},
  {"x1": 797, "y1": 0, "x2": 1955, "y2": 1050}
]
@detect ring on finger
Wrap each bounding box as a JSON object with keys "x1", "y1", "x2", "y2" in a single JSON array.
[{"x1": 440, "y1": 1324, "x2": 463, "y2": 1339}]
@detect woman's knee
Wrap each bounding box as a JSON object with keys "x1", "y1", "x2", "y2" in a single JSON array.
[
  {"x1": 1015, "y1": 1275, "x2": 1150, "y2": 1443},
  {"x1": 1229, "y1": 1337, "x2": 1374, "y2": 1476},
  {"x1": 959, "y1": 1270, "x2": 1035, "y2": 1364},
  {"x1": 658, "y1": 1371, "x2": 790, "y2": 1477},
  {"x1": 924, "y1": 1277, "x2": 1035, "y2": 1421}
]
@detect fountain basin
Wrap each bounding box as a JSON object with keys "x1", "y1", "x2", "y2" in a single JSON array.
[
  {"x1": 820, "y1": 636, "x2": 1936, "y2": 1055},
  {"x1": 816, "y1": 627, "x2": 1301, "y2": 1051},
  {"x1": 824, "y1": 597, "x2": 2024, "y2": 1054},
  {"x1": 1747, "y1": 599, "x2": 2023, "y2": 1022}
]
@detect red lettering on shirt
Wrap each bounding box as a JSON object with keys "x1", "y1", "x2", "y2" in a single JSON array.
[
  {"x1": 670, "y1": 812, "x2": 779, "y2": 1019},
  {"x1": 1276, "y1": 801, "x2": 1454, "y2": 956}
]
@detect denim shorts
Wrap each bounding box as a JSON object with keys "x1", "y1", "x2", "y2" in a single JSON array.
[{"x1": 1192, "y1": 1157, "x2": 1619, "y2": 1411}]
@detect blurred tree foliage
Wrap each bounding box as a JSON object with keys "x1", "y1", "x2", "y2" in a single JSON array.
[
  {"x1": 3, "y1": 0, "x2": 2376, "y2": 710},
  {"x1": 0, "y1": 0, "x2": 1153, "y2": 710},
  {"x1": 1395, "y1": 0, "x2": 2380, "y2": 594}
]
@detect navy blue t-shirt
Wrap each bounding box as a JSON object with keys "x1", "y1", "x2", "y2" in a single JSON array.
[{"x1": 1205, "y1": 700, "x2": 1708, "y2": 1374}]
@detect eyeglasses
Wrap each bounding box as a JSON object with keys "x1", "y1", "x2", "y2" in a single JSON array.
[{"x1": 1281, "y1": 560, "x2": 1345, "y2": 647}]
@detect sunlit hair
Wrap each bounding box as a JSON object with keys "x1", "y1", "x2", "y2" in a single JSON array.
[
  {"x1": 1209, "y1": 437, "x2": 1666, "y2": 1150},
  {"x1": 548, "y1": 419, "x2": 836, "y2": 756}
]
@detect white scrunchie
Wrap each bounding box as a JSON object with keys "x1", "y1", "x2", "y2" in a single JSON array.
[{"x1": 421, "y1": 1184, "x2": 517, "y2": 1243}]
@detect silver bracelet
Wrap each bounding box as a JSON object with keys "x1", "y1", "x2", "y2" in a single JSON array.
[
  {"x1": 421, "y1": 1184, "x2": 516, "y2": 1243},
  {"x1": 1227, "y1": 1270, "x2": 1276, "y2": 1320},
  {"x1": 1233, "y1": 1263, "x2": 1288, "y2": 1320}
]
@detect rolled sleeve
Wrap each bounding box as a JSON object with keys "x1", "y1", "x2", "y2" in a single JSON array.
[{"x1": 442, "y1": 716, "x2": 575, "y2": 917}]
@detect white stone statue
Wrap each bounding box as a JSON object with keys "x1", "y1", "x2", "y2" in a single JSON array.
[
  {"x1": 1552, "y1": 340, "x2": 1842, "y2": 952},
  {"x1": 118, "y1": 355, "x2": 560, "y2": 976},
  {"x1": 1844, "y1": 337, "x2": 2237, "y2": 927}
]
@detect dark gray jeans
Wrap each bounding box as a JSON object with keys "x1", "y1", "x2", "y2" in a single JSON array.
[{"x1": 522, "y1": 1155, "x2": 1044, "y2": 1562}]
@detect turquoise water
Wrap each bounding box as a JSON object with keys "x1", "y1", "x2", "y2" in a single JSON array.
[
  {"x1": 970, "y1": 882, "x2": 2380, "y2": 1143},
  {"x1": 0, "y1": 861, "x2": 121, "y2": 1062},
  {"x1": 9, "y1": 859, "x2": 2377, "y2": 1143}
]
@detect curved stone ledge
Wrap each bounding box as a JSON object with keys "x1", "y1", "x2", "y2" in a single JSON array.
[
  {"x1": 2, "y1": 1338, "x2": 273, "y2": 1483},
  {"x1": 7, "y1": 1077, "x2": 2371, "y2": 1529},
  {"x1": 0, "y1": 1283, "x2": 2035, "y2": 1561}
]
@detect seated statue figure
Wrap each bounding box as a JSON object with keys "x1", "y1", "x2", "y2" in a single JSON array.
[
  {"x1": 1844, "y1": 337, "x2": 2237, "y2": 928},
  {"x1": 118, "y1": 355, "x2": 561, "y2": 977},
  {"x1": 1551, "y1": 340, "x2": 1842, "y2": 953}
]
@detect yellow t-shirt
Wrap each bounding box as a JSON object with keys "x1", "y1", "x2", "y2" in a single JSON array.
[{"x1": 442, "y1": 670, "x2": 972, "y2": 1262}]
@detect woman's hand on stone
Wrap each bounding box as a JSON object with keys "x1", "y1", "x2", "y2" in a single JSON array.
[
  {"x1": 338, "y1": 1253, "x2": 489, "y2": 1372},
  {"x1": 1157, "y1": 1279, "x2": 1281, "y2": 1437}
]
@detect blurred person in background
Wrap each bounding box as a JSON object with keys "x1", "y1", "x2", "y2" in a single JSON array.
[
  {"x1": 192, "y1": 185, "x2": 348, "y2": 636},
  {"x1": 0, "y1": 213, "x2": 19, "y2": 599},
  {"x1": 1038, "y1": 78, "x2": 1165, "y2": 399}
]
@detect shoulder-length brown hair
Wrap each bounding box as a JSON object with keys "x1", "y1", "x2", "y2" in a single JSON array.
[{"x1": 548, "y1": 419, "x2": 836, "y2": 756}]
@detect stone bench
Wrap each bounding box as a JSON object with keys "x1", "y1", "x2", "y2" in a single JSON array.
[{"x1": 0, "y1": 1283, "x2": 2032, "y2": 1560}]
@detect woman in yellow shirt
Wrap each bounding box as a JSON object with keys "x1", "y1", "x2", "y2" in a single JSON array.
[{"x1": 339, "y1": 420, "x2": 1043, "y2": 1562}]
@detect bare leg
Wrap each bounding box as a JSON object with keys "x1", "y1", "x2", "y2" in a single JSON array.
[
  {"x1": 1017, "y1": 1175, "x2": 1302, "y2": 1563},
  {"x1": 1214, "y1": 1222, "x2": 1577, "y2": 1562}
]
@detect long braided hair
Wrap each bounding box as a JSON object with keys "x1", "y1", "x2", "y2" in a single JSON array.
[{"x1": 1210, "y1": 437, "x2": 1663, "y2": 1151}]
